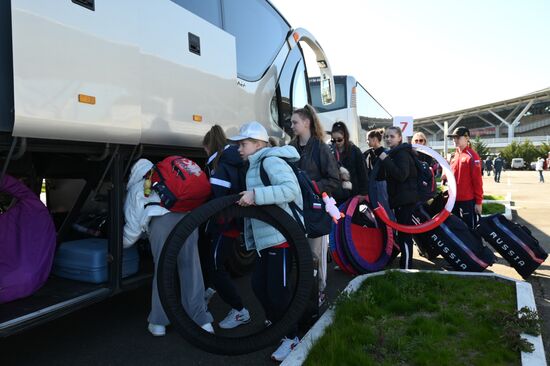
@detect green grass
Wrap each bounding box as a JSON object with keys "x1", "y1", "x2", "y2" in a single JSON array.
[
  {"x1": 483, "y1": 202, "x2": 505, "y2": 215},
  {"x1": 304, "y1": 272, "x2": 536, "y2": 366},
  {"x1": 484, "y1": 194, "x2": 505, "y2": 201}
]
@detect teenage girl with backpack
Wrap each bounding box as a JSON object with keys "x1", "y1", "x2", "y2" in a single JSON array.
[
  {"x1": 378, "y1": 126, "x2": 419, "y2": 269},
  {"x1": 230, "y1": 121, "x2": 303, "y2": 362},
  {"x1": 289, "y1": 104, "x2": 340, "y2": 305},
  {"x1": 202, "y1": 125, "x2": 250, "y2": 330},
  {"x1": 330, "y1": 121, "x2": 369, "y2": 205}
]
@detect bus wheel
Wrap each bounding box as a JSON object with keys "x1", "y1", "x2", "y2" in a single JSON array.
[{"x1": 158, "y1": 195, "x2": 313, "y2": 355}]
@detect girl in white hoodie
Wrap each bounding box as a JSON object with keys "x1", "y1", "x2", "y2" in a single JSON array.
[{"x1": 123, "y1": 159, "x2": 213, "y2": 336}]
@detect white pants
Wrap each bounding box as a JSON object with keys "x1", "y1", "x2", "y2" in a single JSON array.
[{"x1": 307, "y1": 235, "x2": 328, "y2": 292}]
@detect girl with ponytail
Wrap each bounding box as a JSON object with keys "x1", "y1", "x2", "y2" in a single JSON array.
[{"x1": 289, "y1": 104, "x2": 340, "y2": 306}]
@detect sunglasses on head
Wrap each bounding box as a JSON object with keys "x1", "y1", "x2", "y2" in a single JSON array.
[{"x1": 332, "y1": 138, "x2": 344, "y2": 143}]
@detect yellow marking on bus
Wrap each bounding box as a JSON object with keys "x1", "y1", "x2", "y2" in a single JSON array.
[{"x1": 78, "y1": 94, "x2": 96, "y2": 105}]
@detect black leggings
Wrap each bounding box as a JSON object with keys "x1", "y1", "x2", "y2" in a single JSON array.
[
  {"x1": 394, "y1": 204, "x2": 416, "y2": 269},
  {"x1": 252, "y1": 246, "x2": 296, "y2": 338},
  {"x1": 211, "y1": 234, "x2": 244, "y2": 310}
]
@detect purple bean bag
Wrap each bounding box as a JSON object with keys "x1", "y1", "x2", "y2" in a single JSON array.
[{"x1": 0, "y1": 174, "x2": 56, "y2": 303}]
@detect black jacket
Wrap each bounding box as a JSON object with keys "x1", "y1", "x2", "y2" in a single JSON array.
[
  {"x1": 381, "y1": 146, "x2": 419, "y2": 208},
  {"x1": 364, "y1": 147, "x2": 386, "y2": 181},
  {"x1": 290, "y1": 137, "x2": 340, "y2": 195},
  {"x1": 205, "y1": 145, "x2": 246, "y2": 197},
  {"x1": 331, "y1": 142, "x2": 369, "y2": 203}
]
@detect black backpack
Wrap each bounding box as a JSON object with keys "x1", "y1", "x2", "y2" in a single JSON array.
[
  {"x1": 408, "y1": 147, "x2": 436, "y2": 202},
  {"x1": 259, "y1": 143, "x2": 332, "y2": 238}
]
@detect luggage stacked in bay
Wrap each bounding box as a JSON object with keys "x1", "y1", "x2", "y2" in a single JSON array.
[
  {"x1": 53, "y1": 238, "x2": 140, "y2": 283},
  {"x1": 476, "y1": 214, "x2": 548, "y2": 278},
  {"x1": 412, "y1": 194, "x2": 495, "y2": 272}
]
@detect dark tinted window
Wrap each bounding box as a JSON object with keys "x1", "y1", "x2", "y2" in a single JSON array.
[
  {"x1": 274, "y1": 47, "x2": 302, "y2": 135},
  {"x1": 356, "y1": 82, "x2": 392, "y2": 129},
  {"x1": 170, "y1": 0, "x2": 222, "y2": 27},
  {"x1": 292, "y1": 60, "x2": 309, "y2": 109},
  {"x1": 222, "y1": 0, "x2": 289, "y2": 81}
]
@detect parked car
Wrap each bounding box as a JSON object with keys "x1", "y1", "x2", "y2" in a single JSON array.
[{"x1": 510, "y1": 158, "x2": 525, "y2": 169}]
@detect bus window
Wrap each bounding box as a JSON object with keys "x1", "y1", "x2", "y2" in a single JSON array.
[
  {"x1": 273, "y1": 47, "x2": 302, "y2": 135},
  {"x1": 292, "y1": 60, "x2": 309, "y2": 109},
  {"x1": 222, "y1": 0, "x2": 289, "y2": 81},
  {"x1": 310, "y1": 77, "x2": 347, "y2": 112},
  {"x1": 170, "y1": 0, "x2": 223, "y2": 27},
  {"x1": 356, "y1": 82, "x2": 392, "y2": 129}
]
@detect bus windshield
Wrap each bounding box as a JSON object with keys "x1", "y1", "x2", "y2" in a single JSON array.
[{"x1": 309, "y1": 77, "x2": 347, "y2": 112}]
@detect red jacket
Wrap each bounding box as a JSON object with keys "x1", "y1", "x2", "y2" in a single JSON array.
[{"x1": 450, "y1": 146, "x2": 483, "y2": 204}]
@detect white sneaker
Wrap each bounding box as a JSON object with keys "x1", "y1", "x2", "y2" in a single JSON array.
[
  {"x1": 218, "y1": 308, "x2": 251, "y2": 329},
  {"x1": 148, "y1": 323, "x2": 166, "y2": 336},
  {"x1": 201, "y1": 322, "x2": 215, "y2": 334},
  {"x1": 204, "y1": 287, "x2": 216, "y2": 304},
  {"x1": 271, "y1": 336, "x2": 299, "y2": 362}
]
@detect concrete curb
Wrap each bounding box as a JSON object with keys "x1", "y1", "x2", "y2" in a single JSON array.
[
  {"x1": 483, "y1": 199, "x2": 512, "y2": 220},
  {"x1": 283, "y1": 269, "x2": 546, "y2": 366}
]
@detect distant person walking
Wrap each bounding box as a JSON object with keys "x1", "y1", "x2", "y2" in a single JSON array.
[
  {"x1": 493, "y1": 154, "x2": 504, "y2": 183},
  {"x1": 536, "y1": 157, "x2": 545, "y2": 183},
  {"x1": 447, "y1": 126, "x2": 483, "y2": 229},
  {"x1": 485, "y1": 157, "x2": 493, "y2": 177}
]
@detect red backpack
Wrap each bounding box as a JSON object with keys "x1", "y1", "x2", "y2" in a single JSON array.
[{"x1": 149, "y1": 156, "x2": 211, "y2": 212}]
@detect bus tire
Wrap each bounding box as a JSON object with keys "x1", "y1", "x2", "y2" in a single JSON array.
[{"x1": 158, "y1": 195, "x2": 313, "y2": 355}]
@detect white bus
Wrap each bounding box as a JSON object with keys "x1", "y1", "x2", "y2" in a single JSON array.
[
  {"x1": 0, "y1": 0, "x2": 335, "y2": 337},
  {"x1": 309, "y1": 75, "x2": 392, "y2": 150}
]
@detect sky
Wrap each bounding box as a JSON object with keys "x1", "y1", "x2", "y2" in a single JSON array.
[{"x1": 270, "y1": 0, "x2": 550, "y2": 118}]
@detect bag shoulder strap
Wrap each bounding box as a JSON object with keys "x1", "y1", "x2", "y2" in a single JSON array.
[{"x1": 259, "y1": 157, "x2": 305, "y2": 228}]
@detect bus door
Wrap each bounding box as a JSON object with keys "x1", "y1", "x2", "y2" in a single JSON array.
[{"x1": 272, "y1": 28, "x2": 335, "y2": 139}]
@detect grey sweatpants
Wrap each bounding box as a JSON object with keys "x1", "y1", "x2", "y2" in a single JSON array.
[
  {"x1": 148, "y1": 212, "x2": 213, "y2": 327},
  {"x1": 307, "y1": 235, "x2": 328, "y2": 292}
]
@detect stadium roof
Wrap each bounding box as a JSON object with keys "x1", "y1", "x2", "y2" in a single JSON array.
[{"x1": 414, "y1": 87, "x2": 550, "y2": 133}]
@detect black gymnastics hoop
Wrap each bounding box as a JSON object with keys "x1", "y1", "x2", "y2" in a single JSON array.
[{"x1": 157, "y1": 195, "x2": 313, "y2": 355}]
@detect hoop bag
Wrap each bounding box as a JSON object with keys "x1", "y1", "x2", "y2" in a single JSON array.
[
  {"x1": 413, "y1": 205, "x2": 495, "y2": 272},
  {"x1": 150, "y1": 156, "x2": 211, "y2": 212},
  {"x1": 0, "y1": 175, "x2": 56, "y2": 303},
  {"x1": 476, "y1": 214, "x2": 547, "y2": 278}
]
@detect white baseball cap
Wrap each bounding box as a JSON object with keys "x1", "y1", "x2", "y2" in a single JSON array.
[{"x1": 229, "y1": 121, "x2": 269, "y2": 142}]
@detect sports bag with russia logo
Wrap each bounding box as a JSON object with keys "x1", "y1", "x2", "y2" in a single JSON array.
[{"x1": 148, "y1": 156, "x2": 211, "y2": 212}]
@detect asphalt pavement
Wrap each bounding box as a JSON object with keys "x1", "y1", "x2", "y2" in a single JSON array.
[{"x1": 1, "y1": 170, "x2": 549, "y2": 365}]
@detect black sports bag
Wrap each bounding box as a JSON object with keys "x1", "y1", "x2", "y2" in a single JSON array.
[{"x1": 476, "y1": 214, "x2": 547, "y2": 278}]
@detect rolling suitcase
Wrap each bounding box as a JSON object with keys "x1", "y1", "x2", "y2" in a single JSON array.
[
  {"x1": 477, "y1": 214, "x2": 547, "y2": 278},
  {"x1": 413, "y1": 206, "x2": 495, "y2": 272},
  {"x1": 53, "y1": 238, "x2": 140, "y2": 283}
]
